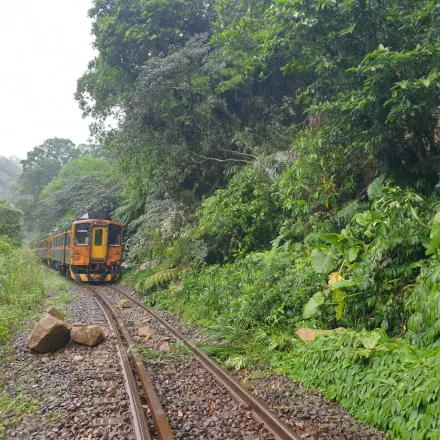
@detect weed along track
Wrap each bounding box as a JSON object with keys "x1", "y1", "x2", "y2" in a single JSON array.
[{"x1": 92, "y1": 284, "x2": 299, "y2": 440}]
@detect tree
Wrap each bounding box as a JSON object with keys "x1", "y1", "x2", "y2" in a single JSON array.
[
  {"x1": 20, "y1": 138, "x2": 79, "y2": 171},
  {"x1": 76, "y1": 0, "x2": 213, "y2": 122},
  {"x1": 16, "y1": 138, "x2": 80, "y2": 234},
  {"x1": 0, "y1": 199, "x2": 22, "y2": 243},
  {"x1": 34, "y1": 157, "x2": 121, "y2": 234}
]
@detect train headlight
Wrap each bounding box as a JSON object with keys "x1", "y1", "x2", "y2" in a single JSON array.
[{"x1": 73, "y1": 252, "x2": 80, "y2": 260}]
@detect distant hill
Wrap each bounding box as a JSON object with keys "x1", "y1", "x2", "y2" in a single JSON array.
[{"x1": 0, "y1": 156, "x2": 22, "y2": 203}]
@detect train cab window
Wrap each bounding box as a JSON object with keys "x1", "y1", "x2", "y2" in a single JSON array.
[
  {"x1": 75, "y1": 224, "x2": 90, "y2": 245},
  {"x1": 95, "y1": 229, "x2": 103, "y2": 246},
  {"x1": 108, "y1": 224, "x2": 122, "y2": 246}
]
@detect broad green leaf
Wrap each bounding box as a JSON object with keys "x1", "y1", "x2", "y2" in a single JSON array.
[
  {"x1": 360, "y1": 331, "x2": 381, "y2": 349},
  {"x1": 367, "y1": 176, "x2": 385, "y2": 199},
  {"x1": 302, "y1": 291, "x2": 326, "y2": 319}
]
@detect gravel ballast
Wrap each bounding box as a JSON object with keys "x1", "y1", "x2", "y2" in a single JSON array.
[{"x1": 1, "y1": 284, "x2": 135, "y2": 440}]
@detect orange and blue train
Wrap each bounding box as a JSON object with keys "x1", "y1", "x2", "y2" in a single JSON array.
[{"x1": 34, "y1": 213, "x2": 123, "y2": 282}]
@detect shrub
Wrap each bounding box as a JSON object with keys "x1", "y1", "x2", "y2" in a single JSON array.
[
  {"x1": 152, "y1": 246, "x2": 320, "y2": 329},
  {"x1": 302, "y1": 182, "x2": 436, "y2": 335},
  {"x1": 192, "y1": 166, "x2": 284, "y2": 263}
]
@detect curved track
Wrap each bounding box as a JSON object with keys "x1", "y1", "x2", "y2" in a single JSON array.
[
  {"x1": 103, "y1": 284, "x2": 299, "y2": 440},
  {"x1": 84, "y1": 284, "x2": 174, "y2": 440}
]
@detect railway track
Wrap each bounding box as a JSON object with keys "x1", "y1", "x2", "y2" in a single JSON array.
[
  {"x1": 87, "y1": 283, "x2": 299, "y2": 440},
  {"x1": 84, "y1": 284, "x2": 174, "y2": 440}
]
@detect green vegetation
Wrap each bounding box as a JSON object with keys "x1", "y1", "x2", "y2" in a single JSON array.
[
  {"x1": 14, "y1": 138, "x2": 120, "y2": 239},
  {"x1": 0, "y1": 246, "x2": 67, "y2": 344},
  {"x1": 73, "y1": 1, "x2": 440, "y2": 437},
  {"x1": 0, "y1": 199, "x2": 23, "y2": 244},
  {"x1": 272, "y1": 331, "x2": 440, "y2": 440},
  {"x1": 34, "y1": 157, "x2": 121, "y2": 234},
  {"x1": 0, "y1": 392, "x2": 39, "y2": 439},
  {"x1": 0, "y1": 197, "x2": 67, "y2": 342},
  {"x1": 3, "y1": 0, "x2": 438, "y2": 438}
]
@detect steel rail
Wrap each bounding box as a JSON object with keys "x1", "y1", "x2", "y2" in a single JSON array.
[
  {"x1": 85, "y1": 284, "x2": 174, "y2": 440},
  {"x1": 107, "y1": 284, "x2": 300, "y2": 440}
]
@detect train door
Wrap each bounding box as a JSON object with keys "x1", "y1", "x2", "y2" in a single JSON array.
[{"x1": 91, "y1": 226, "x2": 107, "y2": 261}]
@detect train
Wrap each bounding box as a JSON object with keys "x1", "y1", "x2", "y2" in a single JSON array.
[{"x1": 34, "y1": 213, "x2": 123, "y2": 282}]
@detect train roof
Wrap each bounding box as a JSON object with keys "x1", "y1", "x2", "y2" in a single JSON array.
[{"x1": 78, "y1": 212, "x2": 110, "y2": 220}]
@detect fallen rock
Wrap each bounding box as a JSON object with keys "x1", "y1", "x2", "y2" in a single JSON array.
[
  {"x1": 159, "y1": 342, "x2": 172, "y2": 353},
  {"x1": 70, "y1": 323, "x2": 105, "y2": 346},
  {"x1": 295, "y1": 327, "x2": 345, "y2": 342},
  {"x1": 117, "y1": 299, "x2": 132, "y2": 308},
  {"x1": 46, "y1": 307, "x2": 64, "y2": 320},
  {"x1": 138, "y1": 326, "x2": 155, "y2": 339},
  {"x1": 28, "y1": 314, "x2": 70, "y2": 353},
  {"x1": 73, "y1": 355, "x2": 84, "y2": 362}
]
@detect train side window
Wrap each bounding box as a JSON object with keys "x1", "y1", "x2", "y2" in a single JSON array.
[
  {"x1": 95, "y1": 229, "x2": 103, "y2": 246},
  {"x1": 75, "y1": 224, "x2": 90, "y2": 245},
  {"x1": 108, "y1": 225, "x2": 122, "y2": 246}
]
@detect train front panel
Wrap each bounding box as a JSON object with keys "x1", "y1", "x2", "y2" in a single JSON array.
[{"x1": 69, "y1": 219, "x2": 123, "y2": 282}]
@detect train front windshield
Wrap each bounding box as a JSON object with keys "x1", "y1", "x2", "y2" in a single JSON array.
[
  {"x1": 75, "y1": 224, "x2": 90, "y2": 245},
  {"x1": 108, "y1": 224, "x2": 122, "y2": 246}
]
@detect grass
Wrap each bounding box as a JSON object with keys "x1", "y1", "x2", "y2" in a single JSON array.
[
  {"x1": 135, "y1": 340, "x2": 192, "y2": 363},
  {"x1": 0, "y1": 246, "x2": 68, "y2": 345},
  {"x1": 0, "y1": 392, "x2": 39, "y2": 438},
  {"x1": 0, "y1": 244, "x2": 69, "y2": 438}
]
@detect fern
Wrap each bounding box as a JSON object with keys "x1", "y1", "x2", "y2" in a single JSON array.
[{"x1": 137, "y1": 267, "x2": 189, "y2": 291}]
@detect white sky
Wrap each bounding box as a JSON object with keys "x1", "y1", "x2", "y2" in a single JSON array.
[{"x1": 0, "y1": 0, "x2": 95, "y2": 159}]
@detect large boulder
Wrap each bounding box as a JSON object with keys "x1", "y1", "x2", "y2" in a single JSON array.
[
  {"x1": 28, "y1": 314, "x2": 70, "y2": 353},
  {"x1": 70, "y1": 323, "x2": 105, "y2": 346}
]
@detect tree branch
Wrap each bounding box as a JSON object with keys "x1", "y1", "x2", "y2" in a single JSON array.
[{"x1": 190, "y1": 152, "x2": 252, "y2": 163}]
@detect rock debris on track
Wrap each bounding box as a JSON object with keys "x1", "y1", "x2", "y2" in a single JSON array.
[
  {"x1": 1, "y1": 284, "x2": 135, "y2": 440},
  {"x1": 103, "y1": 285, "x2": 388, "y2": 440},
  {"x1": 99, "y1": 285, "x2": 272, "y2": 440}
]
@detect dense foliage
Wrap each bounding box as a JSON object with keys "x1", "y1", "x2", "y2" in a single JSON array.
[
  {"x1": 273, "y1": 330, "x2": 440, "y2": 440},
  {"x1": 5, "y1": 0, "x2": 438, "y2": 437},
  {"x1": 7, "y1": 0, "x2": 440, "y2": 436},
  {"x1": 15, "y1": 138, "x2": 119, "y2": 238},
  {"x1": 0, "y1": 200, "x2": 22, "y2": 244},
  {"x1": 34, "y1": 157, "x2": 121, "y2": 234}
]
